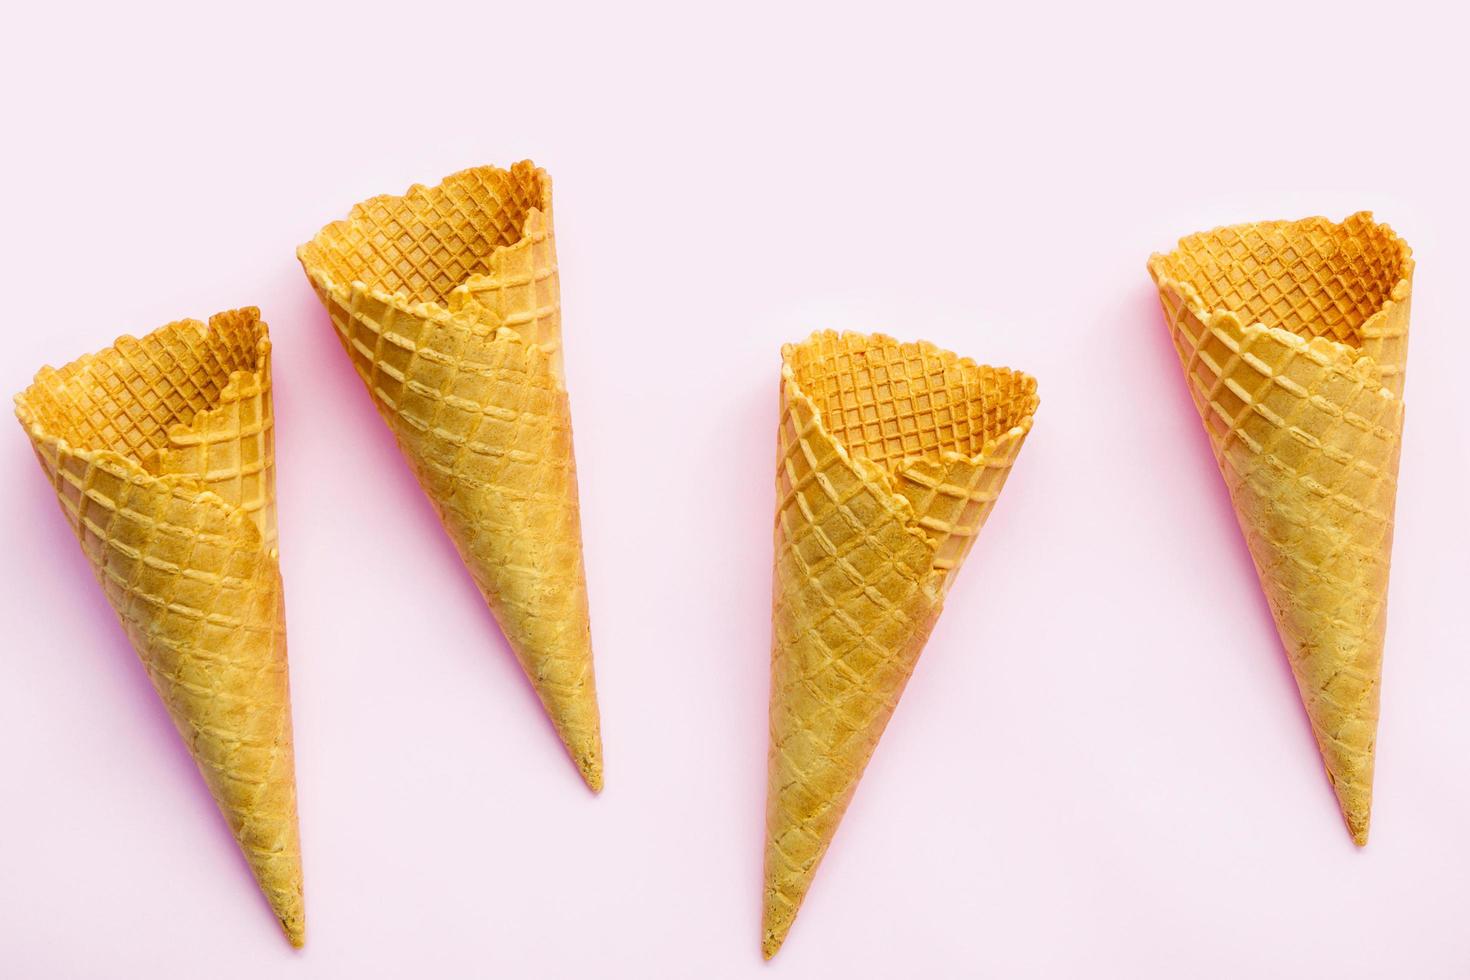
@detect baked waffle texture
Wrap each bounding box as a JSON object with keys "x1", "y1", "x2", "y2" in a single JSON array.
[
  {"x1": 298, "y1": 161, "x2": 602, "y2": 790},
  {"x1": 14, "y1": 309, "x2": 305, "y2": 946},
  {"x1": 763, "y1": 331, "x2": 1038, "y2": 957},
  {"x1": 1148, "y1": 213, "x2": 1414, "y2": 845}
]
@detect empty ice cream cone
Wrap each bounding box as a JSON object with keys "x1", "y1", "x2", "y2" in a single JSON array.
[
  {"x1": 762, "y1": 331, "x2": 1038, "y2": 957},
  {"x1": 1148, "y1": 212, "x2": 1414, "y2": 845},
  {"x1": 14, "y1": 309, "x2": 305, "y2": 946},
  {"x1": 298, "y1": 162, "x2": 603, "y2": 790}
]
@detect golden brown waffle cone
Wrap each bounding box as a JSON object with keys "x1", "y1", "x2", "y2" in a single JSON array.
[
  {"x1": 763, "y1": 332, "x2": 1038, "y2": 957},
  {"x1": 13, "y1": 309, "x2": 305, "y2": 946},
  {"x1": 297, "y1": 162, "x2": 602, "y2": 790},
  {"x1": 1148, "y1": 212, "x2": 1414, "y2": 845}
]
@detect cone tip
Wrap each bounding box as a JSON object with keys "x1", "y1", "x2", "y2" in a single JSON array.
[
  {"x1": 534, "y1": 677, "x2": 604, "y2": 793},
  {"x1": 761, "y1": 904, "x2": 793, "y2": 959},
  {"x1": 579, "y1": 753, "x2": 604, "y2": 794},
  {"x1": 1332, "y1": 781, "x2": 1372, "y2": 847},
  {"x1": 558, "y1": 726, "x2": 603, "y2": 793},
  {"x1": 260, "y1": 872, "x2": 306, "y2": 948},
  {"x1": 256, "y1": 863, "x2": 305, "y2": 948},
  {"x1": 280, "y1": 914, "x2": 306, "y2": 949}
]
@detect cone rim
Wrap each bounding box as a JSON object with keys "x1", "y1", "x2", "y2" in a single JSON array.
[
  {"x1": 296, "y1": 159, "x2": 555, "y2": 348},
  {"x1": 781, "y1": 330, "x2": 1038, "y2": 473},
  {"x1": 776, "y1": 329, "x2": 1039, "y2": 593},
  {"x1": 1146, "y1": 212, "x2": 1413, "y2": 369},
  {"x1": 13, "y1": 308, "x2": 273, "y2": 519}
]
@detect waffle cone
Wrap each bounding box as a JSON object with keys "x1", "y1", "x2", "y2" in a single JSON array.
[
  {"x1": 1148, "y1": 213, "x2": 1414, "y2": 845},
  {"x1": 14, "y1": 309, "x2": 305, "y2": 946},
  {"x1": 763, "y1": 332, "x2": 1038, "y2": 957},
  {"x1": 298, "y1": 162, "x2": 602, "y2": 790}
]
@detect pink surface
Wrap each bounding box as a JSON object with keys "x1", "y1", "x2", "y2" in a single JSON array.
[{"x1": 3, "y1": 2, "x2": 1469, "y2": 976}]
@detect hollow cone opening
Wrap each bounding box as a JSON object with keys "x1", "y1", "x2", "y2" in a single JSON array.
[
  {"x1": 299, "y1": 162, "x2": 549, "y2": 308},
  {"x1": 19, "y1": 312, "x2": 266, "y2": 464},
  {"x1": 1148, "y1": 212, "x2": 1411, "y2": 348},
  {"x1": 784, "y1": 332, "x2": 1037, "y2": 470}
]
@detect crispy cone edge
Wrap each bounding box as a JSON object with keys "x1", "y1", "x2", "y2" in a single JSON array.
[
  {"x1": 763, "y1": 331, "x2": 1037, "y2": 956},
  {"x1": 297, "y1": 162, "x2": 603, "y2": 791},
  {"x1": 1148, "y1": 213, "x2": 1413, "y2": 845},
  {"x1": 14, "y1": 309, "x2": 305, "y2": 945}
]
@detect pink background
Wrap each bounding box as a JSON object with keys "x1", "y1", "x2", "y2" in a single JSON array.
[{"x1": 3, "y1": 2, "x2": 1469, "y2": 976}]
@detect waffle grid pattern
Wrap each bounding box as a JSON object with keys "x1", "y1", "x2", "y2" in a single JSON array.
[
  {"x1": 454, "y1": 207, "x2": 563, "y2": 371},
  {"x1": 298, "y1": 162, "x2": 602, "y2": 788},
  {"x1": 785, "y1": 332, "x2": 1038, "y2": 582},
  {"x1": 1150, "y1": 211, "x2": 1412, "y2": 396},
  {"x1": 299, "y1": 164, "x2": 544, "y2": 306},
  {"x1": 763, "y1": 332, "x2": 1037, "y2": 957},
  {"x1": 1148, "y1": 213, "x2": 1413, "y2": 844},
  {"x1": 152, "y1": 327, "x2": 277, "y2": 550},
  {"x1": 13, "y1": 309, "x2": 304, "y2": 944}
]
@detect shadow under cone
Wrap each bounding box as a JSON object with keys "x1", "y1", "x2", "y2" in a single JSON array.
[
  {"x1": 763, "y1": 332, "x2": 1038, "y2": 957},
  {"x1": 14, "y1": 310, "x2": 306, "y2": 945},
  {"x1": 298, "y1": 162, "x2": 602, "y2": 789},
  {"x1": 1148, "y1": 213, "x2": 1414, "y2": 845}
]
